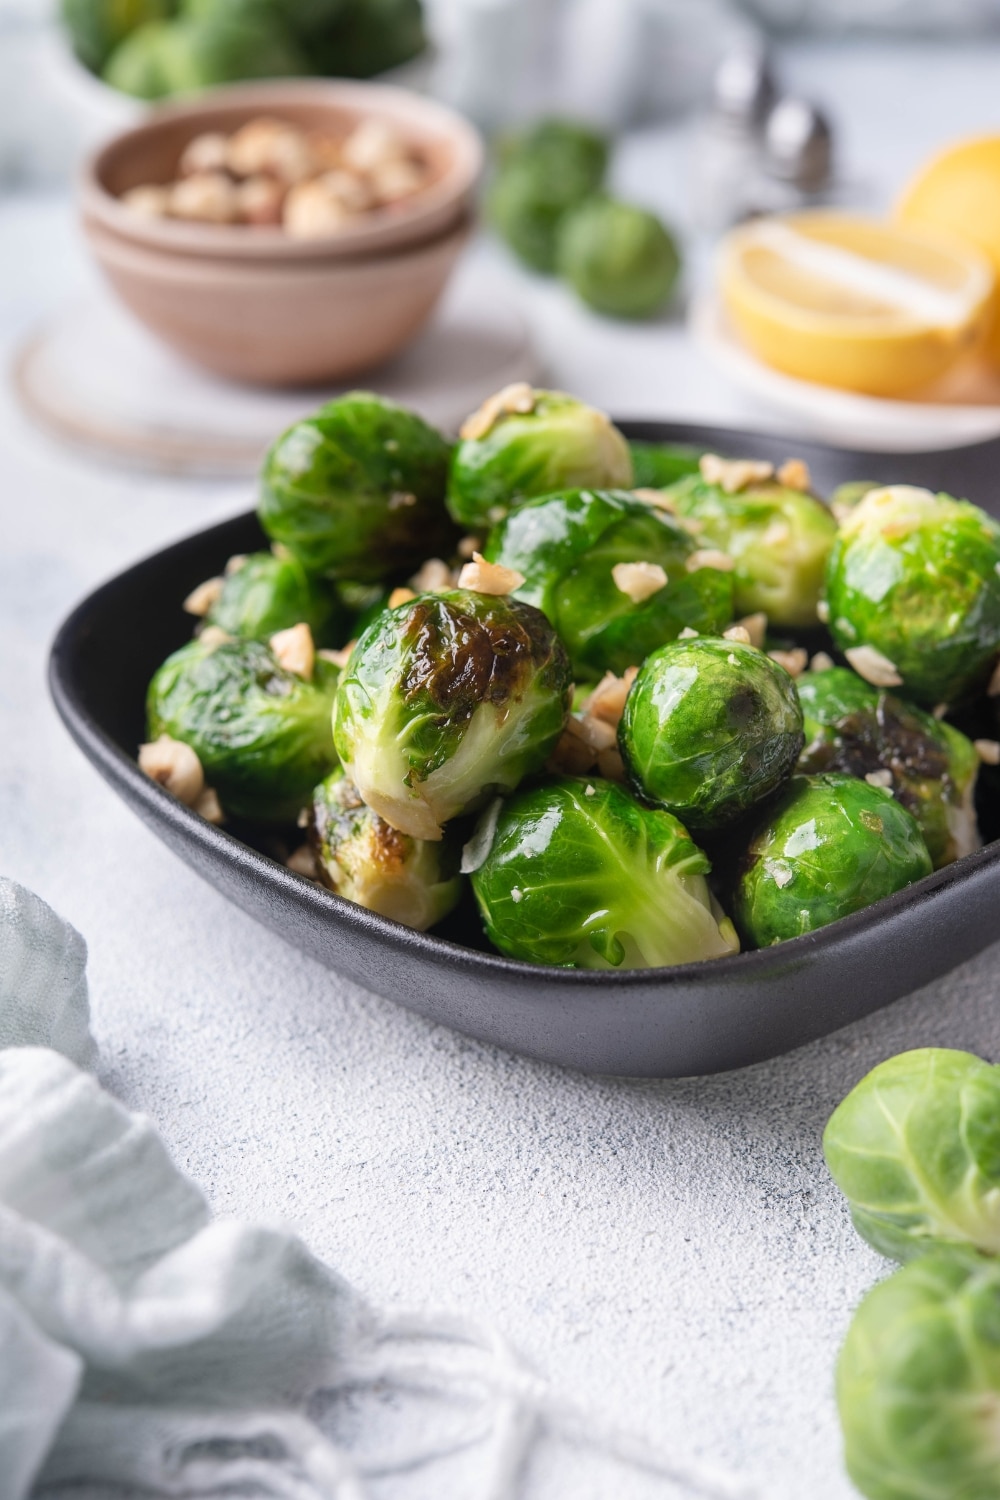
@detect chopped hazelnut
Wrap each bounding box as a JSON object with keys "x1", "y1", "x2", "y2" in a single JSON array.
[
  {"x1": 975, "y1": 739, "x2": 1000, "y2": 765},
  {"x1": 816, "y1": 600, "x2": 831, "y2": 623},
  {"x1": 388, "y1": 587, "x2": 416, "y2": 608},
  {"x1": 583, "y1": 667, "x2": 639, "y2": 727},
  {"x1": 575, "y1": 714, "x2": 617, "y2": 753},
  {"x1": 777, "y1": 458, "x2": 811, "y2": 491},
  {"x1": 737, "y1": 612, "x2": 768, "y2": 648},
  {"x1": 169, "y1": 172, "x2": 239, "y2": 224},
  {"x1": 865, "y1": 769, "x2": 893, "y2": 789},
  {"x1": 283, "y1": 178, "x2": 351, "y2": 238},
  {"x1": 459, "y1": 383, "x2": 536, "y2": 442},
  {"x1": 318, "y1": 168, "x2": 376, "y2": 213},
  {"x1": 319, "y1": 642, "x2": 355, "y2": 670},
  {"x1": 287, "y1": 843, "x2": 320, "y2": 878},
  {"x1": 548, "y1": 721, "x2": 597, "y2": 776},
  {"x1": 369, "y1": 157, "x2": 428, "y2": 204},
  {"x1": 611, "y1": 561, "x2": 667, "y2": 603},
  {"x1": 678, "y1": 627, "x2": 699, "y2": 639},
  {"x1": 198, "y1": 625, "x2": 231, "y2": 650},
  {"x1": 632, "y1": 487, "x2": 677, "y2": 512},
  {"x1": 227, "y1": 118, "x2": 316, "y2": 184},
  {"x1": 225, "y1": 554, "x2": 248, "y2": 576},
  {"x1": 699, "y1": 454, "x2": 775, "y2": 494},
  {"x1": 341, "y1": 118, "x2": 408, "y2": 173},
  {"x1": 769, "y1": 647, "x2": 808, "y2": 678},
  {"x1": 179, "y1": 132, "x2": 229, "y2": 177},
  {"x1": 845, "y1": 645, "x2": 903, "y2": 688},
  {"x1": 686, "y1": 549, "x2": 734, "y2": 573},
  {"x1": 193, "y1": 786, "x2": 225, "y2": 824},
  {"x1": 457, "y1": 535, "x2": 481, "y2": 559},
  {"x1": 723, "y1": 625, "x2": 752, "y2": 645},
  {"x1": 121, "y1": 185, "x2": 171, "y2": 219},
  {"x1": 270, "y1": 622, "x2": 315, "y2": 680},
  {"x1": 810, "y1": 651, "x2": 835, "y2": 673},
  {"x1": 139, "y1": 735, "x2": 204, "y2": 807},
  {"x1": 596, "y1": 748, "x2": 626, "y2": 782},
  {"x1": 183, "y1": 576, "x2": 224, "y2": 617},
  {"x1": 457, "y1": 553, "x2": 525, "y2": 596},
  {"x1": 409, "y1": 558, "x2": 455, "y2": 593},
  {"x1": 235, "y1": 175, "x2": 285, "y2": 226}
]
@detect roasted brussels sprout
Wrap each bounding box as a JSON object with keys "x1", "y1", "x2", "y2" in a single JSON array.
[
  {"x1": 837, "y1": 1250, "x2": 1000, "y2": 1500},
  {"x1": 204, "y1": 551, "x2": 348, "y2": 646},
  {"x1": 332, "y1": 589, "x2": 572, "y2": 840},
  {"x1": 620, "y1": 637, "x2": 803, "y2": 830},
  {"x1": 488, "y1": 120, "x2": 609, "y2": 273},
  {"x1": 825, "y1": 485, "x2": 1000, "y2": 707},
  {"x1": 259, "y1": 393, "x2": 454, "y2": 581},
  {"x1": 104, "y1": 10, "x2": 307, "y2": 97},
  {"x1": 147, "y1": 635, "x2": 339, "y2": 822},
  {"x1": 556, "y1": 197, "x2": 680, "y2": 320},
  {"x1": 308, "y1": 0, "x2": 426, "y2": 77},
  {"x1": 824, "y1": 1048, "x2": 1000, "y2": 1263},
  {"x1": 797, "y1": 667, "x2": 980, "y2": 868},
  {"x1": 485, "y1": 488, "x2": 734, "y2": 681},
  {"x1": 447, "y1": 387, "x2": 633, "y2": 533},
  {"x1": 469, "y1": 778, "x2": 739, "y2": 969},
  {"x1": 63, "y1": 0, "x2": 173, "y2": 73},
  {"x1": 667, "y1": 472, "x2": 837, "y2": 628},
  {"x1": 309, "y1": 768, "x2": 461, "y2": 929},
  {"x1": 733, "y1": 772, "x2": 932, "y2": 946},
  {"x1": 629, "y1": 441, "x2": 703, "y2": 490}
]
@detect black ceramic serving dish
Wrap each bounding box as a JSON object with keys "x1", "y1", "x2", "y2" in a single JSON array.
[{"x1": 49, "y1": 420, "x2": 1000, "y2": 1078}]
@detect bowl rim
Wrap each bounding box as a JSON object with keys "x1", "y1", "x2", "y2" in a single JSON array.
[{"x1": 78, "y1": 78, "x2": 484, "y2": 264}]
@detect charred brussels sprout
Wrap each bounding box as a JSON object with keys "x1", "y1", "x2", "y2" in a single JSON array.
[
  {"x1": 63, "y1": 0, "x2": 173, "y2": 73},
  {"x1": 147, "y1": 636, "x2": 339, "y2": 822},
  {"x1": 734, "y1": 772, "x2": 932, "y2": 946},
  {"x1": 629, "y1": 441, "x2": 703, "y2": 490},
  {"x1": 309, "y1": 768, "x2": 461, "y2": 930},
  {"x1": 837, "y1": 1251, "x2": 1000, "y2": 1500},
  {"x1": 332, "y1": 589, "x2": 572, "y2": 840},
  {"x1": 797, "y1": 667, "x2": 980, "y2": 869},
  {"x1": 619, "y1": 637, "x2": 803, "y2": 831},
  {"x1": 666, "y1": 473, "x2": 837, "y2": 629},
  {"x1": 259, "y1": 393, "x2": 454, "y2": 582},
  {"x1": 469, "y1": 779, "x2": 739, "y2": 969},
  {"x1": 556, "y1": 197, "x2": 680, "y2": 320},
  {"x1": 825, "y1": 485, "x2": 1000, "y2": 707},
  {"x1": 488, "y1": 120, "x2": 609, "y2": 273},
  {"x1": 485, "y1": 489, "x2": 734, "y2": 681},
  {"x1": 447, "y1": 388, "x2": 633, "y2": 533},
  {"x1": 206, "y1": 551, "x2": 347, "y2": 646},
  {"x1": 824, "y1": 1049, "x2": 1000, "y2": 1263}
]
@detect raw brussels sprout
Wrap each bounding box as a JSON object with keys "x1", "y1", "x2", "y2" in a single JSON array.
[
  {"x1": 259, "y1": 393, "x2": 454, "y2": 582},
  {"x1": 824, "y1": 1048, "x2": 1000, "y2": 1263},
  {"x1": 619, "y1": 637, "x2": 803, "y2": 831},
  {"x1": 447, "y1": 388, "x2": 633, "y2": 533},
  {"x1": 825, "y1": 485, "x2": 1000, "y2": 707},
  {"x1": 837, "y1": 1250, "x2": 1000, "y2": 1500},
  {"x1": 556, "y1": 197, "x2": 680, "y2": 320},
  {"x1": 469, "y1": 778, "x2": 740, "y2": 969},
  {"x1": 797, "y1": 667, "x2": 980, "y2": 868},
  {"x1": 485, "y1": 488, "x2": 734, "y2": 681},
  {"x1": 206, "y1": 551, "x2": 348, "y2": 646},
  {"x1": 309, "y1": 768, "x2": 461, "y2": 929},
  {"x1": 62, "y1": 0, "x2": 173, "y2": 73},
  {"x1": 332, "y1": 589, "x2": 571, "y2": 840},
  {"x1": 147, "y1": 636, "x2": 339, "y2": 822},
  {"x1": 102, "y1": 18, "x2": 175, "y2": 93},
  {"x1": 308, "y1": 0, "x2": 426, "y2": 75},
  {"x1": 488, "y1": 120, "x2": 609, "y2": 273},
  {"x1": 629, "y1": 441, "x2": 703, "y2": 490},
  {"x1": 667, "y1": 473, "x2": 837, "y2": 628},
  {"x1": 733, "y1": 772, "x2": 932, "y2": 947},
  {"x1": 104, "y1": 9, "x2": 306, "y2": 96}
]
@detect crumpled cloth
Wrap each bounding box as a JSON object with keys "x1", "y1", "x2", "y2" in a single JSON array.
[{"x1": 0, "y1": 878, "x2": 95, "y2": 1067}]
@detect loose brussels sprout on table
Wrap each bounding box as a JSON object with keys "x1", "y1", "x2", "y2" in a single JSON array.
[
  {"x1": 333, "y1": 588, "x2": 572, "y2": 841},
  {"x1": 487, "y1": 119, "x2": 610, "y2": 274},
  {"x1": 204, "y1": 550, "x2": 348, "y2": 647},
  {"x1": 556, "y1": 197, "x2": 680, "y2": 320},
  {"x1": 447, "y1": 387, "x2": 633, "y2": 533},
  {"x1": 485, "y1": 488, "x2": 734, "y2": 681},
  {"x1": 797, "y1": 666, "x2": 980, "y2": 868},
  {"x1": 733, "y1": 772, "x2": 932, "y2": 947},
  {"x1": 259, "y1": 392, "x2": 455, "y2": 581},
  {"x1": 619, "y1": 636, "x2": 804, "y2": 831},
  {"x1": 469, "y1": 778, "x2": 739, "y2": 969},
  {"x1": 825, "y1": 484, "x2": 1000, "y2": 707}
]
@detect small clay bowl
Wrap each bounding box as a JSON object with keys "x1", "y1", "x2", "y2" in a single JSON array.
[
  {"x1": 83, "y1": 212, "x2": 472, "y2": 386},
  {"x1": 79, "y1": 78, "x2": 483, "y2": 261}
]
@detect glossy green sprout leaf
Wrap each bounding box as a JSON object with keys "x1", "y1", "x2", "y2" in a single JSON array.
[
  {"x1": 446, "y1": 389, "x2": 633, "y2": 532},
  {"x1": 206, "y1": 551, "x2": 348, "y2": 647},
  {"x1": 824, "y1": 1048, "x2": 1000, "y2": 1263},
  {"x1": 469, "y1": 778, "x2": 739, "y2": 969},
  {"x1": 488, "y1": 120, "x2": 609, "y2": 273},
  {"x1": 557, "y1": 197, "x2": 680, "y2": 320},
  {"x1": 259, "y1": 392, "x2": 454, "y2": 581},
  {"x1": 309, "y1": 768, "x2": 461, "y2": 930},
  {"x1": 667, "y1": 473, "x2": 837, "y2": 628},
  {"x1": 734, "y1": 772, "x2": 932, "y2": 946},
  {"x1": 485, "y1": 488, "x2": 734, "y2": 681},
  {"x1": 629, "y1": 441, "x2": 704, "y2": 490},
  {"x1": 620, "y1": 636, "x2": 803, "y2": 830},
  {"x1": 147, "y1": 636, "x2": 339, "y2": 823},
  {"x1": 825, "y1": 484, "x2": 1000, "y2": 707},
  {"x1": 837, "y1": 1251, "x2": 1000, "y2": 1500},
  {"x1": 332, "y1": 589, "x2": 571, "y2": 841},
  {"x1": 797, "y1": 667, "x2": 980, "y2": 869}
]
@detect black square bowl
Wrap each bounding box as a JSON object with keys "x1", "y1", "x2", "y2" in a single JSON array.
[{"x1": 48, "y1": 420, "x2": 1000, "y2": 1077}]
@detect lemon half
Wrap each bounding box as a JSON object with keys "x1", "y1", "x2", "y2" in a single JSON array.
[{"x1": 719, "y1": 212, "x2": 995, "y2": 397}]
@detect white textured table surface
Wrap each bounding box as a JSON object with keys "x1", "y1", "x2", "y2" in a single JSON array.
[{"x1": 5, "y1": 40, "x2": 1000, "y2": 1500}]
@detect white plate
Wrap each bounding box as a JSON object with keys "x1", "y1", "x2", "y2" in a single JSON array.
[{"x1": 691, "y1": 293, "x2": 1000, "y2": 453}]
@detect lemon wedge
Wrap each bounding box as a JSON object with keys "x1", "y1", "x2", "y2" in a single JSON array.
[{"x1": 719, "y1": 212, "x2": 995, "y2": 397}]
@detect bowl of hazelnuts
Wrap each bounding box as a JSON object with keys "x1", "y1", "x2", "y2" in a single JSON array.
[{"x1": 78, "y1": 79, "x2": 483, "y2": 385}]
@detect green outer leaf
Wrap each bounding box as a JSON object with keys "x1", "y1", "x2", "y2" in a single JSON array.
[
  {"x1": 206, "y1": 551, "x2": 348, "y2": 646},
  {"x1": 629, "y1": 441, "x2": 704, "y2": 490},
  {"x1": 556, "y1": 196, "x2": 680, "y2": 320}
]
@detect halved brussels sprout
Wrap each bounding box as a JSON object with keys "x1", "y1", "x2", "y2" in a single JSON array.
[
  {"x1": 485, "y1": 488, "x2": 734, "y2": 681},
  {"x1": 488, "y1": 120, "x2": 609, "y2": 273},
  {"x1": 309, "y1": 768, "x2": 461, "y2": 930},
  {"x1": 824, "y1": 1048, "x2": 1000, "y2": 1263},
  {"x1": 837, "y1": 1251, "x2": 1000, "y2": 1500},
  {"x1": 446, "y1": 388, "x2": 633, "y2": 533},
  {"x1": 825, "y1": 485, "x2": 1000, "y2": 707},
  {"x1": 797, "y1": 666, "x2": 980, "y2": 869},
  {"x1": 733, "y1": 772, "x2": 932, "y2": 946},
  {"x1": 619, "y1": 637, "x2": 803, "y2": 830},
  {"x1": 469, "y1": 778, "x2": 739, "y2": 969},
  {"x1": 666, "y1": 473, "x2": 837, "y2": 628},
  {"x1": 146, "y1": 635, "x2": 339, "y2": 823},
  {"x1": 259, "y1": 393, "x2": 455, "y2": 582},
  {"x1": 556, "y1": 197, "x2": 680, "y2": 320},
  {"x1": 205, "y1": 551, "x2": 348, "y2": 646},
  {"x1": 332, "y1": 589, "x2": 572, "y2": 840},
  {"x1": 629, "y1": 440, "x2": 703, "y2": 490}
]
